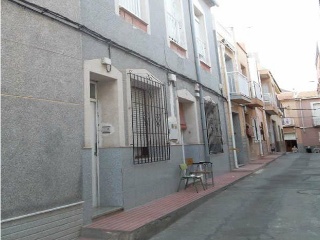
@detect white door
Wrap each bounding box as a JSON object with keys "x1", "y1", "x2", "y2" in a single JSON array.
[{"x1": 90, "y1": 82, "x2": 99, "y2": 207}]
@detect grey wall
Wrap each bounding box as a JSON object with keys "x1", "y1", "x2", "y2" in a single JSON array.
[
  {"x1": 2, "y1": 0, "x2": 83, "y2": 220},
  {"x1": 80, "y1": 0, "x2": 197, "y2": 80},
  {"x1": 79, "y1": 0, "x2": 231, "y2": 222}
]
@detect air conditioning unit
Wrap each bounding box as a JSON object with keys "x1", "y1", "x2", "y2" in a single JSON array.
[{"x1": 282, "y1": 118, "x2": 294, "y2": 127}]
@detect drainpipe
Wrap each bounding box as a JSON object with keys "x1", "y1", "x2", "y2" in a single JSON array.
[
  {"x1": 247, "y1": 57, "x2": 263, "y2": 156},
  {"x1": 219, "y1": 43, "x2": 239, "y2": 169},
  {"x1": 299, "y1": 98, "x2": 305, "y2": 132},
  {"x1": 188, "y1": 0, "x2": 210, "y2": 161}
]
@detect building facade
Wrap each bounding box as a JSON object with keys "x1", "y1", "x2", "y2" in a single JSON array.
[
  {"x1": 216, "y1": 22, "x2": 279, "y2": 164},
  {"x1": 278, "y1": 91, "x2": 320, "y2": 153},
  {"x1": 316, "y1": 42, "x2": 320, "y2": 94},
  {"x1": 2, "y1": 0, "x2": 231, "y2": 238},
  {"x1": 259, "y1": 68, "x2": 286, "y2": 153},
  {"x1": 2, "y1": 1, "x2": 84, "y2": 239}
]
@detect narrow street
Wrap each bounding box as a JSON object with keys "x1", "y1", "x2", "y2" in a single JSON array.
[{"x1": 150, "y1": 153, "x2": 320, "y2": 240}]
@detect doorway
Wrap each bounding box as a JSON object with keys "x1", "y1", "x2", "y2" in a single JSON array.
[
  {"x1": 285, "y1": 140, "x2": 298, "y2": 152},
  {"x1": 232, "y1": 113, "x2": 245, "y2": 166}
]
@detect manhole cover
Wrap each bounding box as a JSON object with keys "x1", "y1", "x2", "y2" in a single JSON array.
[{"x1": 297, "y1": 190, "x2": 320, "y2": 195}]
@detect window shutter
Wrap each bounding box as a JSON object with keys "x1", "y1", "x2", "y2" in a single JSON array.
[
  {"x1": 195, "y1": 17, "x2": 206, "y2": 61},
  {"x1": 166, "y1": 0, "x2": 181, "y2": 44},
  {"x1": 119, "y1": 0, "x2": 141, "y2": 17}
]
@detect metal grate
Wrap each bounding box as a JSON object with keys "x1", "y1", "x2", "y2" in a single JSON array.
[
  {"x1": 130, "y1": 72, "x2": 170, "y2": 164},
  {"x1": 205, "y1": 102, "x2": 223, "y2": 154}
]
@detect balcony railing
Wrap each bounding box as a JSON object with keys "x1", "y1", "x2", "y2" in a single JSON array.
[
  {"x1": 216, "y1": 22, "x2": 236, "y2": 51},
  {"x1": 252, "y1": 81, "x2": 263, "y2": 100},
  {"x1": 282, "y1": 117, "x2": 295, "y2": 127},
  {"x1": 227, "y1": 71, "x2": 250, "y2": 98},
  {"x1": 263, "y1": 92, "x2": 282, "y2": 115},
  {"x1": 263, "y1": 93, "x2": 278, "y2": 106}
]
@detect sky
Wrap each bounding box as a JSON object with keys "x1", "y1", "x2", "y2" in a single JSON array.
[{"x1": 212, "y1": 0, "x2": 320, "y2": 92}]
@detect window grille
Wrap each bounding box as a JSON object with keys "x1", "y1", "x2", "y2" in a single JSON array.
[
  {"x1": 204, "y1": 102, "x2": 223, "y2": 154},
  {"x1": 130, "y1": 72, "x2": 170, "y2": 164}
]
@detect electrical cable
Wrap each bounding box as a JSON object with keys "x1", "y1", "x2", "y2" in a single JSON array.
[{"x1": 8, "y1": 0, "x2": 226, "y2": 101}]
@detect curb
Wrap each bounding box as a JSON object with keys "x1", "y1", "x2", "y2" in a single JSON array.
[{"x1": 80, "y1": 153, "x2": 284, "y2": 240}]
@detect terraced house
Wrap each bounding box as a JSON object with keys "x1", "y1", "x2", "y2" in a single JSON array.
[
  {"x1": 216, "y1": 22, "x2": 285, "y2": 163},
  {"x1": 1, "y1": 0, "x2": 236, "y2": 239}
]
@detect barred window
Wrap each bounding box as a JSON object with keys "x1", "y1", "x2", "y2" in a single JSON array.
[
  {"x1": 204, "y1": 101, "x2": 223, "y2": 154},
  {"x1": 130, "y1": 72, "x2": 170, "y2": 164}
]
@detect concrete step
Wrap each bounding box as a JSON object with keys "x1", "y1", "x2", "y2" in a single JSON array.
[
  {"x1": 80, "y1": 207, "x2": 124, "y2": 240},
  {"x1": 92, "y1": 206, "x2": 123, "y2": 220}
]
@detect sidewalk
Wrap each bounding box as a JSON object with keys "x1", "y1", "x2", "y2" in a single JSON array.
[{"x1": 80, "y1": 153, "x2": 284, "y2": 240}]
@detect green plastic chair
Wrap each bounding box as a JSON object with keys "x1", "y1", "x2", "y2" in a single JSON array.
[{"x1": 177, "y1": 163, "x2": 205, "y2": 193}]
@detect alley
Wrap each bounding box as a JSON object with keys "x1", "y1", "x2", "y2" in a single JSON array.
[{"x1": 150, "y1": 153, "x2": 320, "y2": 240}]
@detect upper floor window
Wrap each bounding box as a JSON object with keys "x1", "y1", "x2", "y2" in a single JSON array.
[
  {"x1": 165, "y1": 0, "x2": 187, "y2": 57},
  {"x1": 118, "y1": 0, "x2": 150, "y2": 33},
  {"x1": 312, "y1": 102, "x2": 320, "y2": 127},
  {"x1": 194, "y1": 6, "x2": 210, "y2": 70}
]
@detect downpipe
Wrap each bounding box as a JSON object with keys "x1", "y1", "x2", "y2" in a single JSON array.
[{"x1": 188, "y1": 0, "x2": 210, "y2": 161}]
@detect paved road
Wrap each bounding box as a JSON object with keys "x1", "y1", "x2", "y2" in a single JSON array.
[{"x1": 150, "y1": 153, "x2": 320, "y2": 240}]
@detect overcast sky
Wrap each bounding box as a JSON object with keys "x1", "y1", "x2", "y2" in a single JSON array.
[{"x1": 213, "y1": 0, "x2": 320, "y2": 92}]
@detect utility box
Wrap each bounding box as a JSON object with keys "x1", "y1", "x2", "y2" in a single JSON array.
[{"x1": 168, "y1": 116, "x2": 179, "y2": 140}]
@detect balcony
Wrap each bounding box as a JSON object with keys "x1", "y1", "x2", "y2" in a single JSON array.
[
  {"x1": 282, "y1": 118, "x2": 295, "y2": 127},
  {"x1": 313, "y1": 117, "x2": 320, "y2": 127},
  {"x1": 216, "y1": 22, "x2": 236, "y2": 51},
  {"x1": 246, "y1": 81, "x2": 264, "y2": 107},
  {"x1": 263, "y1": 93, "x2": 280, "y2": 115},
  {"x1": 227, "y1": 71, "x2": 251, "y2": 104}
]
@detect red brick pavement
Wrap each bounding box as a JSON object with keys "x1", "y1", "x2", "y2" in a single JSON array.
[{"x1": 80, "y1": 153, "x2": 283, "y2": 238}]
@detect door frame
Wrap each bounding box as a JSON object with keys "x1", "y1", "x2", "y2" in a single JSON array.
[{"x1": 90, "y1": 81, "x2": 100, "y2": 207}]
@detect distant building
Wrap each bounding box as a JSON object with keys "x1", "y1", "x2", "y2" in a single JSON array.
[
  {"x1": 259, "y1": 69, "x2": 286, "y2": 153},
  {"x1": 316, "y1": 42, "x2": 320, "y2": 94},
  {"x1": 278, "y1": 91, "x2": 320, "y2": 152}
]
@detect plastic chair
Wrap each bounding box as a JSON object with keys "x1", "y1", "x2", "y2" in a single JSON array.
[
  {"x1": 177, "y1": 163, "x2": 205, "y2": 193},
  {"x1": 186, "y1": 158, "x2": 214, "y2": 188}
]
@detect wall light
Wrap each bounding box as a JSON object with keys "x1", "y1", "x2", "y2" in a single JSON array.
[{"x1": 101, "y1": 57, "x2": 112, "y2": 72}]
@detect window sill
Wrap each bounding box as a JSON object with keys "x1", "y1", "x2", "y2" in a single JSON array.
[
  {"x1": 170, "y1": 41, "x2": 187, "y2": 58},
  {"x1": 200, "y1": 60, "x2": 211, "y2": 72},
  {"x1": 119, "y1": 7, "x2": 148, "y2": 33}
]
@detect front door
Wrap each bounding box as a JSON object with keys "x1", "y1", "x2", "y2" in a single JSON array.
[
  {"x1": 232, "y1": 113, "x2": 244, "y2": 165},
  {"x1": 90, "y1": 82, "x2": 99, "y2": 207}
]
